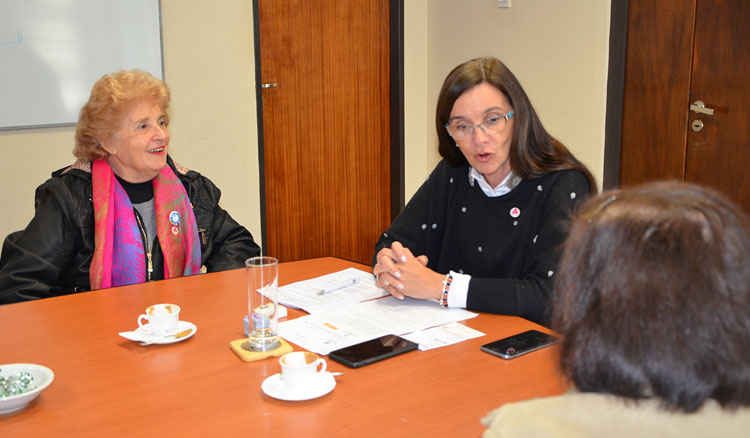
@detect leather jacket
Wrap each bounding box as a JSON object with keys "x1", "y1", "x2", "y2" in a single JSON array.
[{"x1": 0, "y1": 157, "x2": 260, "y2": 303}]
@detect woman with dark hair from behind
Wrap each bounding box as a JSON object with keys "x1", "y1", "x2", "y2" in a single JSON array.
[
  {"x1": 482, "y1": 181, "x2": 750, "y2": 437},
  {"x1": 373, "y1": 57, "x2": 596, "y2": 325}
]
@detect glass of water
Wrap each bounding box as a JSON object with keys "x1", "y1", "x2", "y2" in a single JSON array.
[{"x1": 245, "y1": 256, "x2": 281, "y2": 351}]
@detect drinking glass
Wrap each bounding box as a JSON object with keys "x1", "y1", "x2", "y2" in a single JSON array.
[{"x1": 245, "y1": 256, "x2": 281, "y2": 351}]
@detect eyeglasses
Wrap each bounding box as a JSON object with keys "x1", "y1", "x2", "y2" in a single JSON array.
[{"x1": 445, "y1": 110, "x2": 514, "y2": 141}]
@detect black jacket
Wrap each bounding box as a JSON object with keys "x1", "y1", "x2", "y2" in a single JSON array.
[{"x1": 0, "y1": 157, "x2": 260, "y2": 303}]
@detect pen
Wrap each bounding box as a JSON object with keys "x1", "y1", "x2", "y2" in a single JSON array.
[{"x1": 317, "y1": 278, "x2": 359, "y2": 295}]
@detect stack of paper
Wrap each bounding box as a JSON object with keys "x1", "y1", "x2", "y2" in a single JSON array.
[
  {"x1": 280, "y1": 295, "x2": 480, "y2": 356},
  {"x1": 272, "y1": 268, "x2": 484, "y2": 355},
  {"x1": 274, "y1": 267, "x2": 388, "y2": 314}
]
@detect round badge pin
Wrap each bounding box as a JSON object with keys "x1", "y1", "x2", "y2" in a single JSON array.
[
  {"x1": 171, "y1": 226, "x2": 179, "y2": 236},
  {"x1": 510, "y1": 207, "x2": 521, "y2": 218},
  {"x1": 169, "y1": 211, "x2": 181, "y2": 226}
]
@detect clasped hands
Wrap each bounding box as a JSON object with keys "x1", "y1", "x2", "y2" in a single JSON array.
[{"x1": 373, "y1": 241, "x2": 445, "y2": 301}]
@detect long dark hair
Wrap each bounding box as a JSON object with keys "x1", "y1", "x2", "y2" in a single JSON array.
[
  {"x1": 436, "y1": 57, "x2": 596, "y2": 192},
  {"x1": 552, "y1": 181, "x2": 750, "y2": 412}
]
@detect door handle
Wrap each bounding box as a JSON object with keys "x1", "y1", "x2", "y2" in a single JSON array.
[
  {"x1": 689, "y1": 100, "x2": 714, "y2": 116},
  {"x1": 261, "y1": 82, "x2": 279, "y2": 89}
]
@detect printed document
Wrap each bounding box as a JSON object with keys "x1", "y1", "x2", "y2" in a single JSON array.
[
  {"x1": 402, "y1": 322, "x2": 485, "y2": 351},
  {"x1": 274, "y1": 267, "x2": 388, "y2": 314},
  {"x1": 279, "y1": 296, "x2": 478, "y2": 355}
]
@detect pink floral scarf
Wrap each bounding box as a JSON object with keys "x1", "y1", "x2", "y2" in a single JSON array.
[{"x1": 89, "y1": 159, "x2": 201, "y2": 290}]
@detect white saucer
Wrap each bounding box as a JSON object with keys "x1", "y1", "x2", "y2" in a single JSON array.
[
  {"x1": 118, "y1": 321, "x2": 197, "y2": 344},
  {"x1": 262, "y1": 373, "x2": 336, "y2": 401}
]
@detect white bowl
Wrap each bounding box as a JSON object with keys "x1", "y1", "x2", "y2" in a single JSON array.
[{"x1": 0, "y1": 364, "x2": 54, "y2": 414}]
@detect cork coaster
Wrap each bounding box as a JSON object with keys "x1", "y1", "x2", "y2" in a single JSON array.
[{"x1": 230, "y1": 337, "x2": 293, "y2": 362}]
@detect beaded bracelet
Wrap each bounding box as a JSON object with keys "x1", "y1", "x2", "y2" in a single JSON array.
[{"x1": 439, "y1": 272, "x2": 453, "y2": 307}]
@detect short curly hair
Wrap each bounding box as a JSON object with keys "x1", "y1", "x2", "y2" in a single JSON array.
[{"x1": 74, "y1": 70, "x2": 170, "y2": 161}]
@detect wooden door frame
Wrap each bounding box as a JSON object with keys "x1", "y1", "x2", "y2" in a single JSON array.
[
  {"x1": 251, "y1": 0, "x2": 405, "y2": 252},
  {"x1": 603, "y1": 0, "x2": 628, "y2": 190}
]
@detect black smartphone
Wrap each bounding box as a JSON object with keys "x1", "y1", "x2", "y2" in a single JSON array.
[
  {"x1": 328, "y1": 334, "x2": 418, "y2": 368},
  {"x1": 480, "y1": 329, "x2": 560, "y2": 359}
]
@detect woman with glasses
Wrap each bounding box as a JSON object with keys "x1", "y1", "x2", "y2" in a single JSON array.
[{"x1": 372, "y1": 57, "x2": 595, "y2": 324}]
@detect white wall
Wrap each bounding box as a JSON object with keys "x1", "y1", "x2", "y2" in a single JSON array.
[
  {"x1": 160, "y1": 0, "x2": 261, "y2": 245},
  {"x1": 403, "y1": 0, "x2": 431, "y2": 198},
  {"x1": 0, "y1": 127, "x2": 77, "y2": 237},
  {"x1": 0, "y1": 0, "x2": 611, "y2": 249}
]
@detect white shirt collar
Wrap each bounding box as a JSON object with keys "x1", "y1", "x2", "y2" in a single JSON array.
[{"x1": 468, "y1": 167, "x2": 521, "y2": 197}]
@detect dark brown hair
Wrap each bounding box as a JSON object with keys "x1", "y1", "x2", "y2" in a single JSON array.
[
  {"x1": 552, "y1": 181, "x2": 750, "y2": 412},
  {"x1": 74, "y1": 69, "x2": 170, "y2": 161},
  {"x1": 436, "y1": 57, "x2": 596, "y2": 192}
]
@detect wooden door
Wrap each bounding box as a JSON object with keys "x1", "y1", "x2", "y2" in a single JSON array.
[
  {"x1": 257, "y1": 0, "x2": 392, "y2": 264},
  {"x1": 620, "y1": 0, "x2": 750, "y2": 211},
  {"x1": 685, "y1": 0, "x2": 750, "y2": 208}
]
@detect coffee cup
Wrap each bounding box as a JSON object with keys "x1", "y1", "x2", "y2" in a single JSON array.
[
  {"x1": 279, "y1": 351, "x2": 327, "y2": 391},
  {"x1": 137, "y1": 303, "x2": 180, "y2": 336}
]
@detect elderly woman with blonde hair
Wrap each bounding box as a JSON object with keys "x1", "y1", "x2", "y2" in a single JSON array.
[{"x1": 0, "y1": 70, "x2": 259, "y2": 303}]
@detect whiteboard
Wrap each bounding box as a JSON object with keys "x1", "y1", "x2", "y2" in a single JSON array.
[{"x1": 0, "y1": 0, "x2": 163, "y2": 130}]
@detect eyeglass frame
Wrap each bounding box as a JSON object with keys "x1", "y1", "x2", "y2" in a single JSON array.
[{"x1": 444, "y1": 109, "x2": 515, "y2": 140}]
